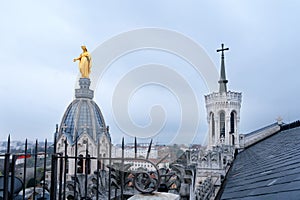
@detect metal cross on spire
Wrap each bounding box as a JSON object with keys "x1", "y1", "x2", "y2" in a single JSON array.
[
  {"x1": 217, "y1": 43, "x2": 229, "y2": 57},
  {"x1": 216, "y1": 43, "x2": 229, "y2": 93}
]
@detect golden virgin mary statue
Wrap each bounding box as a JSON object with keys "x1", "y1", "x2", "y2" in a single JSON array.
[{"x1": 73, "y1": 45, "x2": 92, "y2": 78}]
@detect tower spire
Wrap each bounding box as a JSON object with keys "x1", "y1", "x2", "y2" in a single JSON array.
[{"x1": 217, "y1": 43, "x2": 229, "y2": 93}]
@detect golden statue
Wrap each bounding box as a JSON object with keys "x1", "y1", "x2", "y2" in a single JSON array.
[{"x1": 73, "y1": 45, "x2": 92, "y2": 78}]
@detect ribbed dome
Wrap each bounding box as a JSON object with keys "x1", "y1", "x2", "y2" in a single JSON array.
[{"x1": 58, "y1": 78, "x2": 110, "y2": 144}]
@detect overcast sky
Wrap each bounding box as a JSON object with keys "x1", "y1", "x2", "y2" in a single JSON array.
[{"x1": 0, "y1": 1, "x2": 300, "y2": 144}]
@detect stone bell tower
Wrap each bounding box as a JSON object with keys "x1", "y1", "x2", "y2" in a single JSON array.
[{"x1": 205, "y1": 44, "x2": 242, "y2": 149}]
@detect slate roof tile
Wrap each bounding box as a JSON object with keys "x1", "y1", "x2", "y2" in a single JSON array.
[{"x1": 220, "y1": 127, "x2": 300, "y2": 200}]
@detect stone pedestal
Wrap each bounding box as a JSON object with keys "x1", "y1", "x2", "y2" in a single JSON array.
[
  {"x1": 75, "y1": 78, "x2": 94, "y2": 99},
  {"x1": 128, "y1": 192, "x2": 180, "y2": 200}
]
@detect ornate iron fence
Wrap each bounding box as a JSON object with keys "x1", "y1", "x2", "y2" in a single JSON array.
[{"x1": 0, "y1": 135, "x2": 195, "y2": 200}]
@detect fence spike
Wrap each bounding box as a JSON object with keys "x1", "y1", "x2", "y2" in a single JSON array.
[
  {"x1": 135, "y1": 137, "x2": 137, "y2": 159},
  {"x1": 43, "y1": 139, "x2": 47, "y2": 199},
  {"x1": 7, "y1": 134, "x2": 10, "y2": 153},
  {"x1": 146, "y1": 139, "x2": 153, "y2": 160}
]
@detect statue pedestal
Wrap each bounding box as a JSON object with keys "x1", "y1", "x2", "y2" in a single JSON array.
[
  {"x1": 75, "y1": 78, "x2": 94, "y2": 99},
  {"x1": 128, "y1": 192, "x2": 180, "y2": 200}
]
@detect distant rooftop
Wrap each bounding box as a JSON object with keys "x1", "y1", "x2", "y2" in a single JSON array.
[{"x1": 245, "y1": 122, "x2": 278, "y2": 136}]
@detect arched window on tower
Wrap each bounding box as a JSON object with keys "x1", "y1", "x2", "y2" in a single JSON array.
[
  {"x1": 220, "y1": 111, "x2": 225, "y2": 138},
  {"x1": 210, "y1": 113, "x2": 215, "y2": 144},
  {"x1": 230, "y1": 111, "x2": 236, "y2": 146},
  {"x1": 230, "y1": 111, "x2": 236, "y2": 134}
]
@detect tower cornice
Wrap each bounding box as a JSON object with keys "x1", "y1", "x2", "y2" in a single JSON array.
[{"x1": 205, "y1": 91, "x2": 242, "y2": 104}]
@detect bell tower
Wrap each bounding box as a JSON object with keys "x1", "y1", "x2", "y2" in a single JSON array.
[{"x1": 205, "y1": 44, "x2": 242, "y2": 149}]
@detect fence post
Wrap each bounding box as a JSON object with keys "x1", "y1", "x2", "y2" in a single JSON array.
[
  {"x1": 3, "y1": 135, "x2": 10, "y2": 200},
  {"x1": 63, "y1": 139, "x2": 68, "y2": 200},
  {"x1": 3, "y1": 153, "x2": 10, "y2": 200},
  {"x1": 121, "y1": 137, "x2": 124, "y2": 200},
  {"x1": 108, "y1": 141, "x2": 112, "y2": 200},
  {"x1": 42, "y1": 139, "x2": 47, "y2": 200},
  {"x1": 22, "y1": 139, "x2": 28, "y2": 200},
  {"x1": 10, "y1": 155, "x2": 17, "y2": 200},
  {"x1": 84, "y1": 140, "x2": 89, "y2": 200},
  {"x1": 97, "y1": 138, "x2": 100, "y2": 200},
  {"x1": 58, "y1": 154, "x2": 63, "y2": 200},
  {"x1": 33, "y1": 140, "x2": 38, "y2": 200},
  {"x1": 50, "y1": 154, "x2": 58, "y2": 200}
]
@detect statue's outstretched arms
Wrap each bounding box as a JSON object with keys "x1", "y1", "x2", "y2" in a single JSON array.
[{"x1": 73, "y1": 56, "x2": 81, "y2": 62}]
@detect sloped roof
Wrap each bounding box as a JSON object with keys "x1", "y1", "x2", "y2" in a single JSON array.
[
  {"x1": 220, "y1": 127, "x2": 300, "y2": 200},
  {"x1": 245, "y1": 122, "x2": 278, "y2": 136}
]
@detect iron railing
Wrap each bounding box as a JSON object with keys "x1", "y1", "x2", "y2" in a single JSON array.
[{"x1": 0, "y1": 134, "x2": 194, "y2": 200}]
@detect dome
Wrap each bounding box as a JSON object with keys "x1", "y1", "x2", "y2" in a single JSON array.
[{"x1": 58, "y1": 78, "x2": 110, "y2": 144}]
